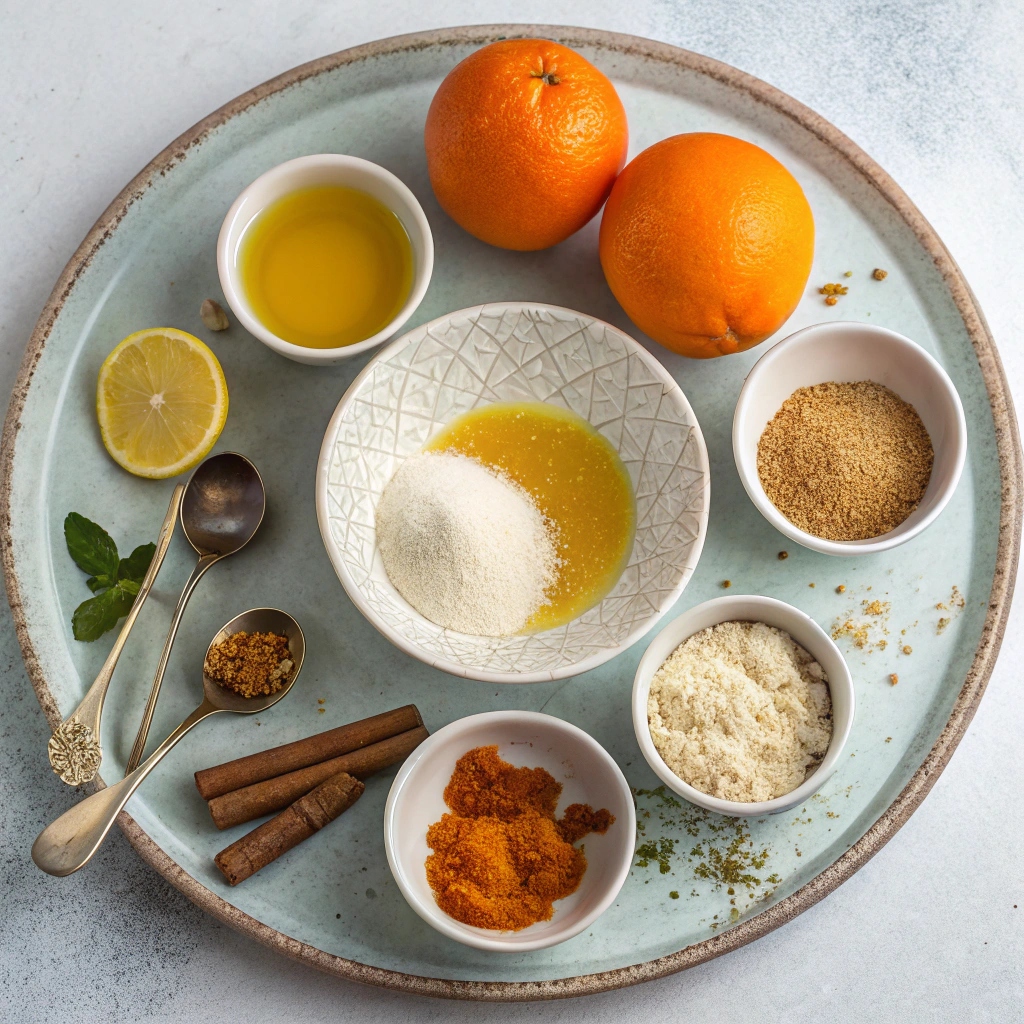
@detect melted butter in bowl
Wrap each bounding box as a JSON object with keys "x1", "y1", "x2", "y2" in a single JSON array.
[{"x1": 425, "y1": 402, "x2": 636, "y2": 632}]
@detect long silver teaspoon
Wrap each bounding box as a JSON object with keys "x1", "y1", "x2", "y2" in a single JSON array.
[
  {"x1": 33, "y1": 607, "x2": 304, "y2": 877},
  {"x1": 125, "y1": 452, "x2": 266, "y2": 774},
  {"x1": 47, "y1": 484, "x2": 185, "y2": 786}
]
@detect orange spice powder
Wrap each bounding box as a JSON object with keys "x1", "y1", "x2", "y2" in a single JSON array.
[{"x1": 425, "y1": 745, "x2": 614, "y2": 931}]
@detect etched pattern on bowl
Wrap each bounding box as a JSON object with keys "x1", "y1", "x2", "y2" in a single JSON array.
[{"x1": 317, "y1": 302, "x2": 709, "y2": 681}]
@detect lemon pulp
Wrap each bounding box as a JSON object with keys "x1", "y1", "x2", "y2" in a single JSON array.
[
  {"x1": 425, "y1": 402, "x2": 636, "y2": 632},
  {"x1": 240, "y1": 185, "x2": 414, "y2": 349},
  {"x1": 96, "y1": 328, "x2": 228, "y2": 479}
]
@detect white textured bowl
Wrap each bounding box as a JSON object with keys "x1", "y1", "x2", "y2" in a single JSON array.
[
  {"x1": 217, "y1": 154, "x2": 433, "y2": 365},
  {"x1": 384, "y1": 711, "x2": 636, "y2": 952},
  {"x1": 632, "y1": 595, "x2": 855, "y2": 816},
  {"x1": 732, "y1": 321, "x2": 966, "y2": 555},
  {"x1": 316, "y1": 302, "x2": 710, "y2": 683}
]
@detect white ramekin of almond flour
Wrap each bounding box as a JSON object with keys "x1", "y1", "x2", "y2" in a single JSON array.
[{"x1": 632, "y1": 595, "x2": 855, "y2": 816}]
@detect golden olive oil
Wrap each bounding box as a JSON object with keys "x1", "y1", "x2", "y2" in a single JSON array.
[
  {"x1": 240, "y1": 185, "x2": 413, "y2": 349},
  {"x1": 425, "y1": 402, "x2": 636, "y2": 632}
]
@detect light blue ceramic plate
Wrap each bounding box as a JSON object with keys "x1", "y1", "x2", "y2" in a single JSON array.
[{"x1": 2, "y1": 26, "x2": 1019, "y2": 1001}]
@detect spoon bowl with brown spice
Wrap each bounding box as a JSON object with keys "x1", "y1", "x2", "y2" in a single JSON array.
[{"x1": 31, "y1": 608, "x2": 304, "y2": 877}]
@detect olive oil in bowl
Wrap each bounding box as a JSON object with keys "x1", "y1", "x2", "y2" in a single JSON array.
[{"x1": 240, "y1": 185, "x2": 414, "y2": 349}]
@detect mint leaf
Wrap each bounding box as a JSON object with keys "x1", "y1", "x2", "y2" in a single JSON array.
[
  {"x1": 66, "y1": 514, "x2": 155, "y2": 641},
  {"x1": 72, "y1": 586, "x2": 134, "y2": 642},
  {"x1": 118, "y1": 542, "x2": 156, "y2": 583},
  {"x1": 65, "y1": 513, "x2": 119, "y2": 578}
]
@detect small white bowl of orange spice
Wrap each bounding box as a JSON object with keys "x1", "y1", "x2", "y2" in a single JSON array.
[
  {"x1": 384, "y1": 711, "x2": 635, "y2": 951},
  {"x1": 733, "y1": 321, "x2": 966, "y2": 556},
  {"x1": 217, "y1": 154, "x2": 433, "y2": 365}
]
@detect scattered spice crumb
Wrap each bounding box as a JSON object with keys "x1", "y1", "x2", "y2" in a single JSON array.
[
  {"x1": 836, "y1": 585, "x2": 846, "y2": 594},
  {"x1": 885, "y1": 737, "x2": 892, "y2": 743},
  {"x1": 889, "y1": 673, "x2": 899, "y2": 686},
  {"x1": 825, "y1": 296, "x2": 838, "y2": 306},
  {"x1": 832, "y1": 595, "x2": 892, "y2": 652},
  {"x1": 722, "y1": 580, "x2": 732, "y2": 588},
  {"x1": 808, "y1": 582, "x2": 815, "y2": 588},
  {"x1": 834, "y1": 619, "x2": 870, "y2": 649},
  {"x1": 317, "y1": 708, "x2": 326, "y2": 714},
  {"x1": 937, "y1": 617, "x2": 950, "y2": 634},
  {"x1": 826, "y1": 811, "x2": 839, "y2": 819},
  {"x1": 872, "y1": 268, "x2": 888, "y2": 280},
  {"x1": 902, "y1": 645, "x2": 913, "y2": 655},
  {"x1": 778, "y1": 551, "x2": 789, "y2": 560},
  {"x1": 843, "y1": 270, "x2": 853, "y2": 278},
  {"x1": 669, "y1": 891, "x2": 679, "y2": 899},
  {"x1": 317, "y1": 698, "x2": 325, "y2": 705},
  {"x1": 820, "y1": 282, "x2": 849, "y2": 297}
]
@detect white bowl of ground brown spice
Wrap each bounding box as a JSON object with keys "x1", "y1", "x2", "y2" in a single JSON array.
[
  {"x1": 632, "y1": 595, "x2": 854, "y2": 816},
  {"x1": 732, "y1": 322, "x2": 966, "y2": 556}
]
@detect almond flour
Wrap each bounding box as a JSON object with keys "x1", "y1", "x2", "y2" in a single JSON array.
[{"x1": 647, "y1": 621, "x2": 832, "y2": 802}]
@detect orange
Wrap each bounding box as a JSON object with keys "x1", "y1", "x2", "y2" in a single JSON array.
[
  {"x1": 424, "y1": 39, "x2": 628, "y2": 251},
  {"x1": 599, "y1": 133, "x2": 815, "y2": 359}
]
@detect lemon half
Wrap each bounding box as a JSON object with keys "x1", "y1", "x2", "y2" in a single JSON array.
[{"x1": 97, "y1": 328, "x2": 229, "y2": 479}]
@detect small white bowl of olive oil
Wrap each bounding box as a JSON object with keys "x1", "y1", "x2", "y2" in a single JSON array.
[{"x1": 217, "y1": 154, "x2": 434, "y2": 365}]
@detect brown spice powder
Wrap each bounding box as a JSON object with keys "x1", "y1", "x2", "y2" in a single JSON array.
[
  {"x1": 205, "y1": 630, "x2": 293, "y2": 698},
  {"x1": 757, "y1": 381, "x2": 933, "y2": 541}
]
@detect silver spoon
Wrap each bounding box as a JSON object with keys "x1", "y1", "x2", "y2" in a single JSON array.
[
  {"x1": 48, "y1": 484, "x2": 184, "y2": 786},
  {"x1": 32, "y1": 607, "x2": 304, "y2": 877},
  {"x1": 125, "y1": 452, "x2": 266, "y2": 774}
]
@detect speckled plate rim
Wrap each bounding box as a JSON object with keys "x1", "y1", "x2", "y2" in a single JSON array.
[
  {"x1": 313, "y1": 300, "x2": 711, "y2": 685},
  {"x1": 1, "y1": 24, "x2": 1020, "y2": 1003}
]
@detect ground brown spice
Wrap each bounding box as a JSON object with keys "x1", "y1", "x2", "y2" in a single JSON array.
[
  {"x1": 204, "y1": 631, "x2": 293, "y2": 698},
  {"x1": 425, "y1": 746, "x2": 614, "y2": 931},
  {"x1": 757, "y1": 381, "x2": 933, "y2": 541}
]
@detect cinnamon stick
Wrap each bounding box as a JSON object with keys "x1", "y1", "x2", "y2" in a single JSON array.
[
  {"x1": 214, "y1": 771, "x2": 364, "y2": 885},
  {"x1": 208, "y1": 725, "x2": 429, "y2": 830},
  {"x1": 195, "y1": 704, "x2": 423, "y2": 799}
]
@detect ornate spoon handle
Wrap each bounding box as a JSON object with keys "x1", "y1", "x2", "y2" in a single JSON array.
[
  {"x1": 34, "y1": 698, "x2": 220, "y2": 875},
  {"x1": 48, "y1": 484, "x2": 184, "y2": 786}
]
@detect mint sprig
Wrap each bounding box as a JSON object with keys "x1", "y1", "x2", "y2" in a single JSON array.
[{"x1": 64, "y1": 513, "x2": 155, "y2": 642}]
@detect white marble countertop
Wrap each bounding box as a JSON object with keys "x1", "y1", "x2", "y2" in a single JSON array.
[{"x1": 2, "y1": 2, "x2": 1022, "y2": 1020}]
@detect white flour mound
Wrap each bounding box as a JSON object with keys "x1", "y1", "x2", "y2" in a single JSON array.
[
  {"x1": 375, "y1": 451, "x2": 557, "y2": 637},
  {"x1": 647, "y1": 621, "x2": 833, "y2": 802}
]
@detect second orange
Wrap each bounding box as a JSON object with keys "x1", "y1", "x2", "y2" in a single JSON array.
[{"x1": 599, "y1": 133, "x2": 815, "y2": 359}]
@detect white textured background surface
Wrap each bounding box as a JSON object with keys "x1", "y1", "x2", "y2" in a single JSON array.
[{"x1": 2, "y1": 2, "x2": 1022, "y2": 1020}]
